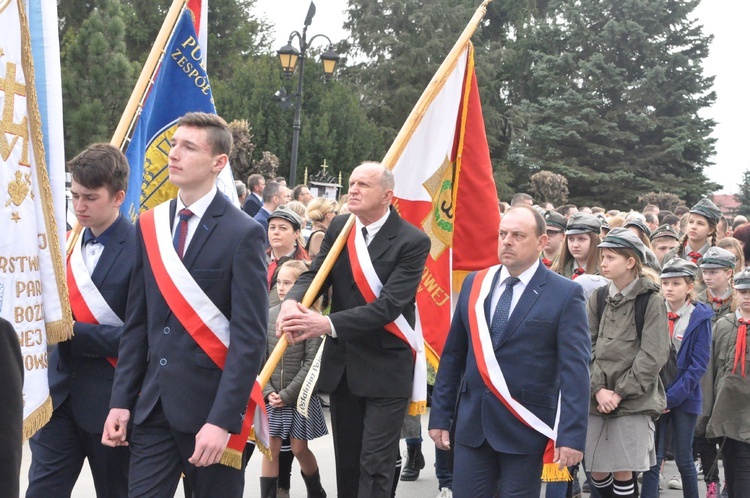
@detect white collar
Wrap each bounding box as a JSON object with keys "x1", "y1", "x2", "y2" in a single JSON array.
[
  {"x1": 499, "y1": 259, "x2": 540, "y2": 287},
  {"x1": 356, "y1": 208, "x2": 391, "y2": 241},
  {"x1": 176, "y1": 185, "x2": 217, "y2": 220}
]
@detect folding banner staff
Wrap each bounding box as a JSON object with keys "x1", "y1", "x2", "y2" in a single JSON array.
[{"x1": 257, "y1": 0, "x2": 495, "y2": 413}]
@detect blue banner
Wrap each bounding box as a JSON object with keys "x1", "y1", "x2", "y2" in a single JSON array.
[{"x1": 123, "y1": 9, "x2": 236, "y2": 221}]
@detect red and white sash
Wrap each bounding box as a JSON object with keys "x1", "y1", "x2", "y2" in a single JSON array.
[
  {"x1": 66, "y1": 233, "x2": 121, "y2": 368},
  {"x1": 139, "y1": 201, "x2": 269, "y2": 468},
  {"x1": 467, "y1": 265, "x2": 569, "y2": 482},
  {"x1": 347, "y1": 223, "x2": 427, "y2": 415}
]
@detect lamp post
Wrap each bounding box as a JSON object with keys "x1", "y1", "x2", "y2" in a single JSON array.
[{"x1": 277, "y1": 1, "x2": 339, "y2": 187}]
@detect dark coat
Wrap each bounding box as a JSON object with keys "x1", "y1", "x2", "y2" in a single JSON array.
[
  {"x1": 0, "y1": 317, "x2": 23, "y2": 498},
  {"x1": 110, "y1": 191, "x2": 268, "y2": 435},
  {"x1": 429, "y1": 264, "x2": 591, "y2": 454},
  {"x1": 49, "y1": 214, "x2": 135, "y2": 432}
]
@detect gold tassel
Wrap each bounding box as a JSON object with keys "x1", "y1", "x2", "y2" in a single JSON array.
[
  {"x1": 23, "y1": 397, "x2": 52, "y2": 440},
  {"x1": 219, "y1": 448, "x2": 244, "y2": 470},
  {"x1": 46, "y1": 319, "x2": 73, "y2": 345},
  {"x1": 407, "y1": 400, "x2": 427, "y2": 416},
  {"x1": 541, "y1": 463, "x2": 572, "y2": 482}
]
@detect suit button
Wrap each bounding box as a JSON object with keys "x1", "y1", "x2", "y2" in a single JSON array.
[
  {"x1": 71, "y1": 372, "x2": 77, "y2": 379},
  {"x1": 159, "y1": 358, "x2": 167, "y2": 366},
  {"x1": 485, "y1": 388, "x2": 490, "y2": 394},
  {"x1": 163, "y1": 327, "x2": 170, "y2": 335}
]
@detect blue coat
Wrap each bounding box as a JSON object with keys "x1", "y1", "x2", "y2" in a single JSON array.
[
  {"x1": 429, "y1": 264, "x2": 591, "y2": 454},
  {"x1": 666, "y1": 301, "x2": 713, "y2": 414}
]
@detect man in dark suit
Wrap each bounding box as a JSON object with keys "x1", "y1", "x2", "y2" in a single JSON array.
[
  {"x1": 242, "y1": 173, "x2": 264, "y2": 217},
  {"x1": 0, "y1": 317, "x2": 23, "y2": 498},
  {"x1": 278, "y1": 162, "x2": 430, "y2": 498},
  {"x1": 429, "y1": 206, "x2": 591, "y2": 497},
  {"x1": 27, "y1": 144, "x2": 134, "y2": 498},
  {"x1": 103, "y1": 113, "x2": 268, "y2": 497},
  {"x1": 253, "y1": 180, "x2": 286, "y2": 239}
]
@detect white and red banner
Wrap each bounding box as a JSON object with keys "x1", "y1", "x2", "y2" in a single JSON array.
[{"x1": 391, "y1": 43, "x2": 500, "y2": 366}]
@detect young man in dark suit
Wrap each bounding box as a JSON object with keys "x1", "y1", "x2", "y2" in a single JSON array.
[
  {"x1": 27, "y1": 144, "x2": 135, "y2": 497},
  {"x1": 278, "y1": 162, "x2": 431, "y2": 498},
  {"x1": 102, "y1": 113, "x2": 268, "y2": 497},
  {"x1": 429, "y1": 206, "x2": 591, "y2": 497}
]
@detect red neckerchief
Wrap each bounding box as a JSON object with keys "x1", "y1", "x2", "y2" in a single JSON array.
[
  {"x1": 687, "y1": 251, "x2": 703, "y2": 264},
  {"x1": 733, "y1": 318, "x2": 748, "y2": 377},
  {"x1": 667, "y1": 312, "x2": 680, "y2": 339},
  {"x1": 572, "y1": 267, "x2": 585, "y2": 279},
  {"x1": 541, "y1": 258, "x2": 553, "y2": 269}
]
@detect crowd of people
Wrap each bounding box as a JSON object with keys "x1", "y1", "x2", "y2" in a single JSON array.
[{"x1": 4, "y1": 110, "x2": 749, "y2": 498}]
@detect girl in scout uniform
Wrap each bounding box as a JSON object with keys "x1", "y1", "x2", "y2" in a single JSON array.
[
  {"x1": 641, "y1": 258, "x2": 713, "y2": 498},
  {"x1": 704, "y1": 267, "x2": 750, "y2": 498},
  {"x1": 586, "y1": 228, "x2": 670, "y2": 498},
  {"x1": 661, "y1": 198, "x2": 721, "y2": 271},
  {"x1": 624, "y1": 218, "x2": 663, "y2": 272},
  {"x1": 260, "y1": 260, "x2": 328, "y2": 498},
  {"x1": 552, "y1": 212, "x2": 602, "y2": 279},
  {"x1": 694, "y1": 246, "x2": 737, "y2": 497}
]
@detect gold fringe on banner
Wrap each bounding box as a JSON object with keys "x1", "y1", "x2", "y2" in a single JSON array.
[
  {"x1": 541, "y1": 463, "x2": 572, "y2": 483},
  {"x1": 46, "y1": 319, "x2": 73, "y2": 345},
  {"x1": 407, "y1": 400, "x2": 427, "y2": 416},
  {"x1": 219, "y1": 448, "x2": 244, "y2": 470},
  {"x1": 23, "y1": 396, "x2": 52, "y2": 440}
]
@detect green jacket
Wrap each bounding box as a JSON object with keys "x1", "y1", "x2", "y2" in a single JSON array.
[
  {"x1": 704, "y1": 313, "x2": 750, "y2": 442},
  {"x1": 588, "y1": 276, "x2": 669, "y2": 417},
  {"x1": 263, "y1": 305, "x2": 323, "y2": 406}
]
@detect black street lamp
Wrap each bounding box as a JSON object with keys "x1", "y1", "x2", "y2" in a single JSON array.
[{"x1": 276, "y1": 1, "x2": 339, "y2": 187}]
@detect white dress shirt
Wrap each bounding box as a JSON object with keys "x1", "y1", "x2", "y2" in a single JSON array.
[
  {"x1": 171, "y1": 185, "x2": 217, "y2": 250},
  {"x1": 490, "y1": 259, "x2": 540, "y2": 320}
]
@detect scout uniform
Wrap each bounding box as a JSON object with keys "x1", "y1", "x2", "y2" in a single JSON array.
[
  {"x1": 662, "y1": 198, "x2": 722, "y2": 294},
  {"x1": 703, "y1": 268, "x2": 750, "y2": 497},
  {"x1": 540, "y1": 210, "x2": 567, "y2": 268},
  {"x1": 697, "y1": 246, "x2": 737, "y2": 324},
  {"x1": 559, "y1": 212, "x2": 602, "y2": 279}
]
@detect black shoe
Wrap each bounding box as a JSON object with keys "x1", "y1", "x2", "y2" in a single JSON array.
[{"x1": 400, "y1": 445, "x2": 425, "y2": 481}]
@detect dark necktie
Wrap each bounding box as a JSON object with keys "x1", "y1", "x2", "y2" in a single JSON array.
[
  {"x1": 173, "y1": 208, "x2": 193, "y2": 259},
  {"x1": 362, "y1": 226, "x2": 368, "y2": 245},
  {"x1": 667, "y1": 312, "x2": 679, "y2": 339},
  {"x1": 490, "y1": 276, "x2": 520, "y2": 347}
]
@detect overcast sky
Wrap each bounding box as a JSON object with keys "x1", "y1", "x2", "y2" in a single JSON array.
[{"x1": 254, "y1": 0, "x2": 747, "y2": 194}]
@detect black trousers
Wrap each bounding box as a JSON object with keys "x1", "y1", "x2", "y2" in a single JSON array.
[
  {"x1": 128, "y1": 400, "x2": 246, "y2": 498},
  {"x1": 723, "y1": 438, "x2": 750, "y2": 498},
  {"x1": 328, "y1": 372, "x2": 409, "y2": 498},
  {"x1": 27, "y1": 397, "x2": 129, "y2": 498}
]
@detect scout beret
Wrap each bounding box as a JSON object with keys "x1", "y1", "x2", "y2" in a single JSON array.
[
  {"x1": 689, "y1": 198, "x2": 722, "y2": 225},
  {"x1": 268, "y1": 206, "x2": 303, "y2": 231},
  {"x1": 624, "y1": 218, "x2": 652, "y2": 238},
  {"x1": 544, "y1": 210, "x2": 567, "y2": 232},
  {"x1": 650, "y1": 224, "x2": 679, "y2": 242},
  {"x1": 734, "y1": 267, "x2": 750, "y2": 290},
  {"x1": 660, "y1": 257, "x2": 698, "y2": 280},
  {"x1": 699, "y1": 246, "x2": 736, "y2": 269},
  {"x1": 598, "y1": 227, "x2": 647, "y2": 262},
  {"x1": 565, "y1": 212, "x2": 602, "y2": 235}
]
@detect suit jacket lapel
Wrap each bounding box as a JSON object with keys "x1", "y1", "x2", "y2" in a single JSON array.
[
  {"x1": 366, "y1": 206, "x2": 398, "y2": 263},
  {"x1": 90, "y1": 215, "x2": 127, "y2": 287},
  {"x1": 496, "y1": 264, "x2": 547, "y2": 349},
  {"x1": 484, "y1": 268, "x2": 502, "y2": 327},
  {"x1": 182, "y1": 191, "x2": 223, "y2": 269}
]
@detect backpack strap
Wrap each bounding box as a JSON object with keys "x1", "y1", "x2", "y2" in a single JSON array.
[
  {"x1": 595, "y1": 284, "x2": 653, "y2": 343},
  {"x1": 634, "y1": 290, "x2": 653, "y2": 342}
]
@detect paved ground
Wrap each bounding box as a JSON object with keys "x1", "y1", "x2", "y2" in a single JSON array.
[{"x1": 19, "y1": 406, "x2": 719, "y2": 497}]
